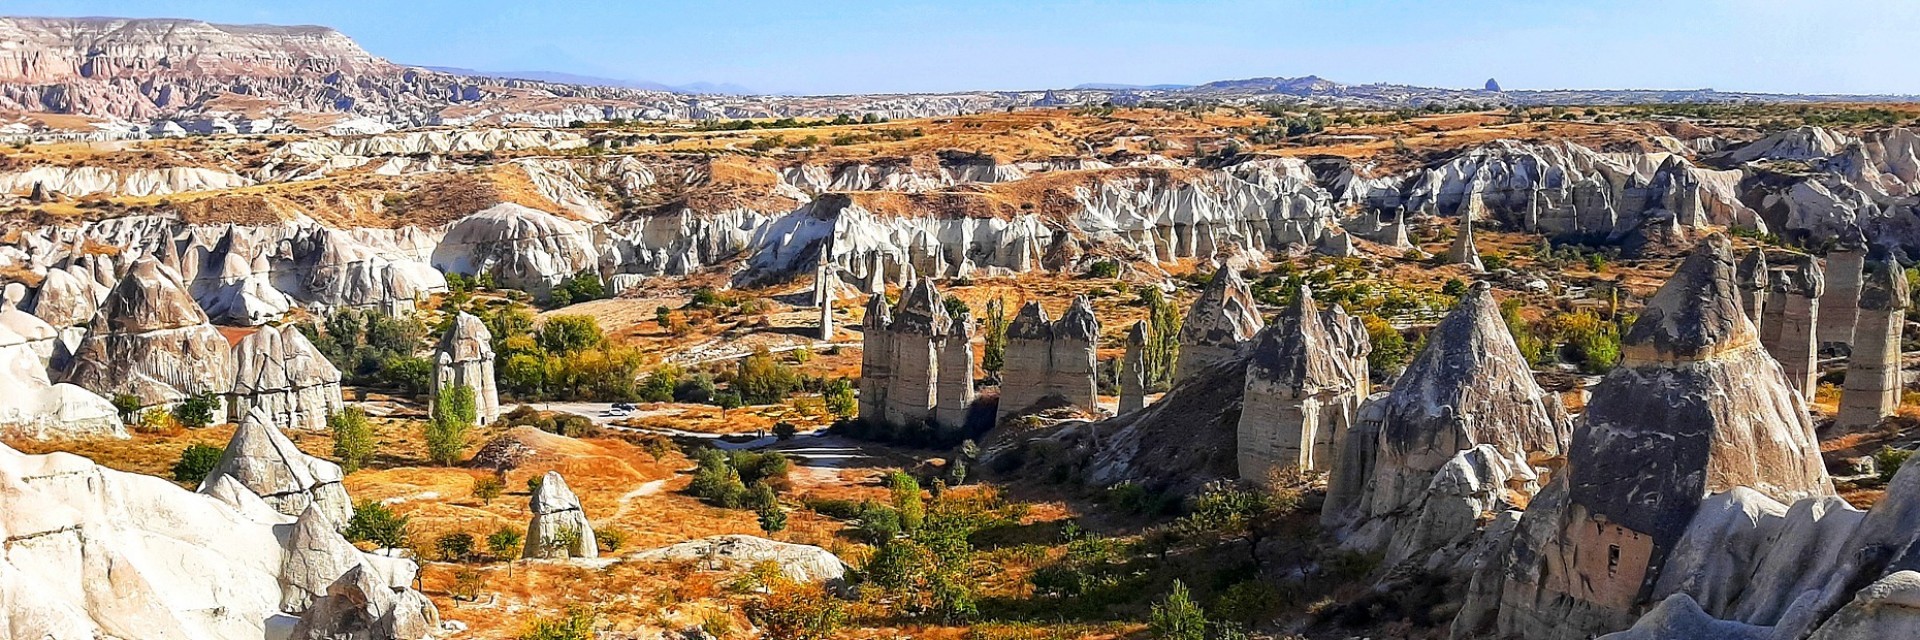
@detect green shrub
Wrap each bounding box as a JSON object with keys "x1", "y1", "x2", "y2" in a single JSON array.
[
  {"x1": 822, "y1": 378, "x2": 856, "y2": 416},
  {"x1": 473, "y1": 475, "x2": 505, "y2": 505},
  {"x1": 1149, "y1": 580, "x2": 1208, "y2": 640},
  {"x1": 329, "y1": 407, "x2": 376, "y2": 473},
  {"x1": 345, "y1": 501, "x2": 410, "y2": 549},
  {"x1": 426, "y1": 384, "x2": 477, "y2": 465},
  {"x1": 172, "y1": 393, "x2": 219, "y2": 429},
  {"x1": 517, "y1": 606, "x2": 596, "y2": 640},
  {"x1": 597, "y1": 528, "x2": 626, "y2": 553},
  {"x1": 436, "y1": 532, "x2": 476, "y2": 562},
  {"x1": 487, "y1": 527, "x2": 524, "y2": 561},
  {"x1": 172, "y1": 443, "x2": 223, "y2": 484},
  {"x1": 1878, "y1": 446, "x2": 1914, "y2": 483}
]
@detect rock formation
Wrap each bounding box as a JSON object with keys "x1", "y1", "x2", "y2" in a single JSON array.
[
  {"x1": 24, "y1": 267, "x2": 99, "y2": 359},
  {"x1": 1737, "y1": 248, "x2": 1768, "y2": 325},
  {"x1": 1479, "y1": 234, "x2": 1833, "y2": 640},
  {"x1": 631, "y1": 535, "x2": 851, "y2": 586},
  {"x1": 0, "y1": 305, "x2": 124, "y2": 439},
  {"x1": 230, "y1": 324, "x2": 344, "y2": 431},
  {"x1": 1759, "y1": 254, "x2": 1824, "y2": 399},
  {"x1": 60, "y1": 256, "x2": 235, "y2": 413},
  {"x1": 1837, "y1": 255, "x2": 1908, "y2": 431},
  {"x1": 0, "y1": 438, "x2": 436, "y2": 639},
  {"x1": 1176, "y1": 269, "x2": 1261, "y2": 381},
  {"x1": 199, "y1": 407, "x2": 355, "y2": 525},
  {"x1": 1328, "y1": 282, "x2": 1570, "y2": 568},
  {"x1": 884, "y1": 281, "x2": 946, "y2": 425},
  {"x1": 858, "y1": 294, "x2": 893, "y2": 421},
  {"x1": 288, "y1": 565, "x2": 441, "y2": 640},
  {"x1": 937, "y1": 312, "x2": 977, "y2": 429},
  {"x1": 431, "y1": 202, "x2": 598, "y2": 300},
  {"x1": 1818, "y1": 243, "x2": 1867, "y2": 350},
  {"x1": 1449, "y1": 213, "x2": 1486, "y2": 272},
  {"x1": 433, "y1": 311, "x2": 500, "y2": 425},
  {"x1": 997, "y1": 297, "x2": 1101, "y2": 421},
  {"x1": 1120, "y1": 320, "x2": 1149, "y2": 414},
  {"x1": 1237, "y1": 286, "x2": 1371, "y2": 482},
  {"x1": 525, "y1": 471, "x2": 598, "y2": 559}
]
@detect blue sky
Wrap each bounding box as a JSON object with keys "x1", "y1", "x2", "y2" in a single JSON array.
[{"x1": 11, "y1": 0, "x2": 1920, "y2": 95}]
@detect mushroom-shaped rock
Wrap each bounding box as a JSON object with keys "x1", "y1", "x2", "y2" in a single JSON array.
[
  {"x1": 61, "y1": 256, "x2": 234, "y2": 409},
  {"x1": 287, "y1": 564, "x2": 441, "y2": 640},
  {"x1": 433, "y1": 311, "x2": 500, "y2": 425},
  {"x1": 525, "y1": 471, "x2": 597, "y2": 559},
  {"x1": 231, "y1": 325, "x2": 344, "y2": 431},
  {"x1": 1736, "y1": 248, "x2": 1769, "y2": 324},
  {"x1": 198, "y1": 407, "x2": 354, "y2": 526}
]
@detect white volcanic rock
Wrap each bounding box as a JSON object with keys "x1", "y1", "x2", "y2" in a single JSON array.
[
  {"x1": 433, "y1": 311, "x2": 499, "y2": 425},
  {"x1": 197, "y1": 407, "x2": 354, "y2": 526},
  {"x1": 287, "y1": 564, "x2": 440, "y2": 640},
  {"x1": 0, "y1": 166, "x2": 252, "y2": 199},
  {"x1": 1807, "y1": 572, "x2": 1920, "y2": 640},
  {"x1": 1176, "y1": 268, "x2": 1262, "y2": 380},
  {"x1": 230, "y1": 325, "x2": 343, "y2": 431},
  {"x1": 1727, "y1": 126, "x2": 1858, "y2": 164},
  {"x1": 281, "y1": 226, "x2": 447, "y2": 314},
  {"x1": 630, "y1": 535, "x2": 850, "y2": 585},
  {"x1": 0, "y1": 439, "x2": 434, "y2": 640},
  {"x1": 1594, "y1": 594, "x2": 1773, "y2": 640},
  {"x1": 524, "y1": 471, "x2": 597, "y2": 559},
  {"x1": 59, "y1": 256, "x2": 235, "y2": 409},
  {"x1": 432, "y1": 202, "x2": 599, "y2": 298},
  {"x1": 192, "y1": 227, "x2": 293, "y2": 326},
  {"x1": 0, "y1": 304, "x2": 124, "y2": 440}
]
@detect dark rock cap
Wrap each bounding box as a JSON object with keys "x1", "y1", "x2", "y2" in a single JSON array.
[
  {"x1": 1055, "y1": 295, "x2": 1100, "y2": 342},
  {"x1": 1621, "y1": 234, "x2": 1753, "y2": 364},
  {"x1": 1007, "y1": 301, "x2": 1052, "y2": 340}
]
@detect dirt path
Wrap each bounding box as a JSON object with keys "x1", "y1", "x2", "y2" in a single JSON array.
[{"x1": 606, "y1": 478, "x2": 669, "y2": 523}]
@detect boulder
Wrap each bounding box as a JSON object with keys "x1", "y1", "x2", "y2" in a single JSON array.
[
  {"x1": 287, "y1": 564, "x2": 440, "y2": 640},
  {"x1": 1594, "y1": 594, "x2": 1773, "y2": 640},
  {"x1": 1807, "y1": 571, "x2": 1920, "y2": 640},
  {"x1": 197, "y1": 407, "x2": 354, "y2": 526},
  {"x1": 1237, "y1": 285, "x2": 1370, "y2": 481},
  {"x1": 280, "y1": 503, "x2": 366, "y2": 612},
  {"x1": 524, "y1": 471, "x2": 597, "y2": 559},
  {"x1": 0, "y1": 306, "x2": 124, "y2": 440},
  {"x1": 630, "y1": 535, "x2": 850, "y2": 586}
]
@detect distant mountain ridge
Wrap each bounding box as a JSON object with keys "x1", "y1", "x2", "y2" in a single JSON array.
[
  {"x1": 418, "y1": 66, "x2": 754, "y2": 95},
  {"x1": 2, "y1": 14, "x2": 1917, "y2": 131}
]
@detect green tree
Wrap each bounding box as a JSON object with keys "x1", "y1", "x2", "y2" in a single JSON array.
[
  {"x1": 1142, "y1": 287, "x2": 1183, "y2": 390},
  {"x1": 345, "y1": 501, "x2": 410, "y2": 549},
  {"x1": 110, "y1": 393, "x2": 142, "y2": 424},
  {"x1": 1150, "y1": 580, "x2": 1209, "y2": 640},
  {"x1": 759, "y1": 504, "x2": 788, "y2": 532},
  {"x1": 172, "y1": 443, "x2": 223, "y2": 484},
  {"x1": 436, "y1": 532, "x2": 476, "y2": 562},
  {"x1": 487, "y1": 527, "x2": 524, "y2": 561},
  {"x1": 473, "y1": 475, "x2": 505, "y2": 505},
  {"x1": 538, "y1": 315, "x2": 605, "y2": 355},
  {"x1": 329, "y1": 407, "x2": 376, "y2": 473},
  {"x1": 426, "y1": 384, "x2": 477, "y2": 465},
  {"x1": 981, "y1": 297, "x2": 1009, "y2": 376},
  {"x1": 1441, "y1": 278, "x2": 1469, "y2": 297},
  {"x1": 889, "y1": 472, "x2": 925, "y2": 532},
  {"x1": 822, "y1": 378, "x2": 856, "y2": 417},
  {"x1": 734, "y1": 346, "x2": 800, "y2": 405},
  {"x1": 172, "y1": 393, "x2": 219, "y2": 429}
]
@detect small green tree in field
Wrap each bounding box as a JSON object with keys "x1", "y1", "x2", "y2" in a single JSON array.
[
  {"x1": 488, "y1": 527, "x2": 524, "y2": 561},
  {"x1": 111, "y1": 393, "x2": 142, "y2": 423},
  {"x1": 1150, "y1": 580, "x2": 1209, "y2": 640},
  {"x1": 173, "y1": 393, "x2": 219, "y2": 429},
  {"x1": 172, "y1": 443, "x2": 223, "y2": 484},
  {"x1": 426, "y1": 384, "x2": 477, "y2": 465},
  {"x1": 330, "y1": 407, "x2": 376, "y2": 473}
]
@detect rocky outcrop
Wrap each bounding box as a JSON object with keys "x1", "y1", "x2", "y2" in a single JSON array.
[
  {"x1": 1120, "y1": 320, "x2": 1149, "y2": 414},
  {"x1": 1837, "y1": 255, "x2": 1907, "y2": 430},
  {"x1": 0, "y1": 439, "x2": 436, "y2": 640},
  {"x1": 997, "y1": 297, "x2": 1100, "y2": 421},
  {"x1": 630, "y1": 535, "x2": 850, "y2": 586},
  {"x1": 1759, "y1": 254, "x2": 1824, "y2": 399},
  {"x1": 1738, "y1": 248, "x2": 1769, "y2": 325},
  {"x1": 937, "y1": 312, "x2": 977, "y2": 429},
  {"x1": 1176, "y1": 269, "x2": 1262, "y2": 381},
  {"x1": 883, "y1": 281, "x2": 946, "y2": 425},
  {"x1": 1817, "y1": 245, "x2": 1866, "y2": 350},
  {"x1": 525, "y1": 471, "x2": 597, "y2": 559},
  {"x1": 433, "y1": 311, "x2": 500, "y2": 425},
  {"x1": 287, "y1": 564, "x2": 440, "y2": 640},
  {"x1": 192, "y1": 227, "x2": 293, "y2": 326},
  {"x1": 0, "y1": 165, "x2": 252, "y2": 199},
  {"x1": 1236, "y1": 286, "x2": 1370, "y2": 482},
  {"x1": 1448, "y1": 214, "x2": 1486, "y2": 272},
  {"x1": 431, "y1": 202, "x2": 598, "y2": 300},
  {"x1": 230, "y1": 324, "x2": 344, "y2": 431},
  {"x1": 1328, "y1": 282, "x2": 1569, "y2": 569},
  {"x1": 1481, "y1": 235, "x2": 1833, "y2": 640},
  {"x1": 60, "y1": 256, "x2": 235, "y2": 411},
  {"x1": 0, "y1": 301, "x2": 124, "y2": 439},
  {"x1": 858, "y1": 295, "x2": 893, "y2": 421},
  {"x1": 24, "y1": 267, "x2": 101, "y2": 359},
  {"x1": 198, "y1": 407, "x2": 355, "y2": 526}
]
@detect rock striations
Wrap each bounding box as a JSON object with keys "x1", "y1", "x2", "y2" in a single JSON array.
[
  {"x1": 997, "y1": 297, "x2": 1101, "y2": 421},
  {"x1": 1176, "y1": 269, "x2": 1262, "y2": 381},
  {"x1": 1327, "y1": 282, "x2": 1570, "y2": 568},
  {"x1": 198, "y1": 407, "x2": 355, "y2": 527},
  {"x1": 1473, "y1": 234, "x2": 1833, "y2": 640},
  {"x1": 229, "y1": 324, "x2": 344, "y2": 431},
  {"x1": 525, "y1": 471, "x2": 598, "y2": 559},
  {"x1": 1236, "y1": 286, "x2": 1371, "y2": 482},
  {"x1": 60, "y1": 256, "x2": 235, "y2": 413}
]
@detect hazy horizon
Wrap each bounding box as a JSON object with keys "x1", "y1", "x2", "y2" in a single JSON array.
[{"x1": 9, "y1": 0, "x2": 1920, "y2": 97}]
